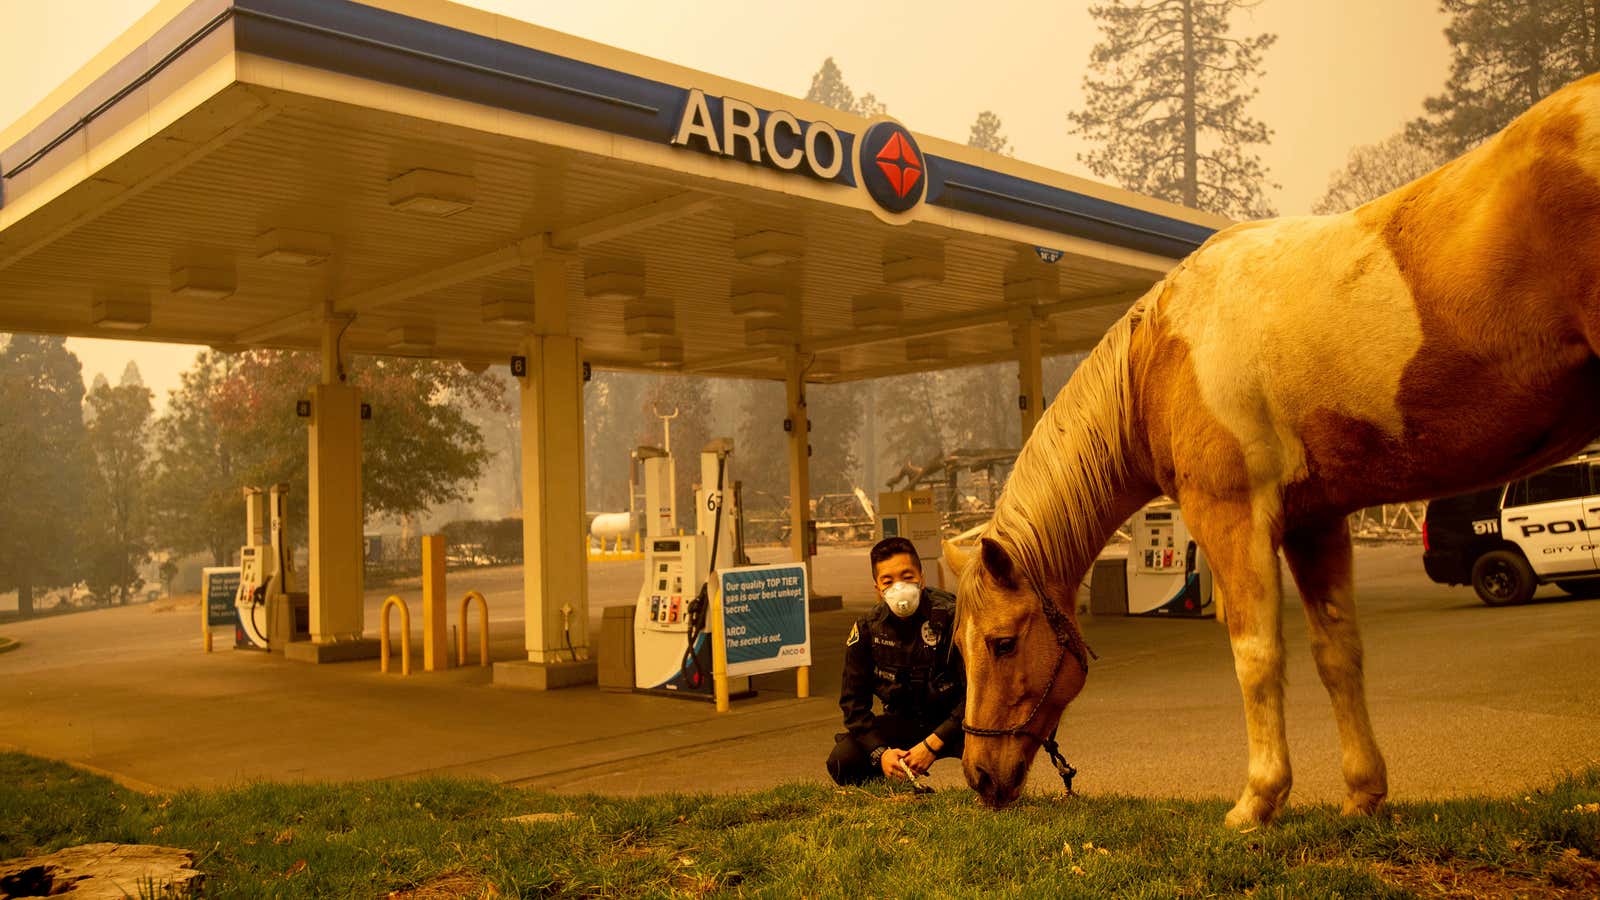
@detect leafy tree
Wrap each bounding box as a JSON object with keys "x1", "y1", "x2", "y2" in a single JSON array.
[
  {"x1": 873, "y1": 370, "x2": 946, "y2": 490},
  {"x1": 148, "y1": 350, "x2": 503, "y2": 565},
  {"x1": 1069, "y1": 0, "x2": 1279, "y2": 219},
  {"x1": 1409, "y1": 0, "x2": 1600, "y2": 156},
  {"x1": 808, "y1": 381, "x2": 863, "y2": 496},
  {"x1": 1312, "y1": 133, "x2": 1445, "y2": 214},
  {"x1": 736, "y1": 379, "x2": 788, "y2": 507},
  {"x1": 968, "y1": 111, "x2": 1014, "y2": 155},
  {"x1": 585, "y1": 370, "x2": 652, "y2": 514},
  {"x1": 0, "y1": 335, "x2": 91, "y2": 617},
  {"x1": 81, "y1": 381, "x2": 154, "y2": 604}
]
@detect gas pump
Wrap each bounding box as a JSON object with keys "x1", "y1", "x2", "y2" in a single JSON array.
[
  {"x1": 1126, "y1": 501, "x2": 1214, "y2": 617},
  {"x1": 631, "y1": 446, "x2": 675, "y2": 539},
  {"x1": 234, "y1": 484, "x2": 310, "y2": 650},
  {"x1": 633, "y1": 439, "x2": 753, "y2": 698}
]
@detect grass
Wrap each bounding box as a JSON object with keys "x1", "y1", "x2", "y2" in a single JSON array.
[{"x1": 2, "y1": 753, "x2": 1598, "y2": 898}]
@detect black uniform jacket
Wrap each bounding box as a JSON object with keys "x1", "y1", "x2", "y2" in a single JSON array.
[{"x1": 839, "y1": 586, "x2": 965, "y2": 753}]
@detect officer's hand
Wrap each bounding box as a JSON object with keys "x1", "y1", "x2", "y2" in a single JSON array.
[
  {"x1": 906, "y1": 741, "x2": 937, "y2": 775},
  {"x1": 880, "y1": 747, "x2": 909, "y2": 779}
]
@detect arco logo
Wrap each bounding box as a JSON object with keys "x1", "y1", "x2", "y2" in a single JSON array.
[{"x1": 858, "y1": 121, "x2": 925, "y2": 214}]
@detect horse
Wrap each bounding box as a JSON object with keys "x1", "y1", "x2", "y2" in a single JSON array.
[{"x1": 943, "y1": 73, "x2": 1600, "y2": 827}]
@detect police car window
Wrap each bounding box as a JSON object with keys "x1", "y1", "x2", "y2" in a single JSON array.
[
  {"x1": 1504, "y1": 479, "x2": 1526, "y2": 508},
  {"x1": 1518, "y1": 464, "x2": 1586, "y2": 505}
]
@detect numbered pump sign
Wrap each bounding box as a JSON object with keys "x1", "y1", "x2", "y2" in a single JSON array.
[{"x1": 719, "y1": 563, "x2": 811, "y2": 677}]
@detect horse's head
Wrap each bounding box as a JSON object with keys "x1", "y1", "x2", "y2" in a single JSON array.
[{"x1": 945, "y1": 536, "x2": 1088, "y2": 808}]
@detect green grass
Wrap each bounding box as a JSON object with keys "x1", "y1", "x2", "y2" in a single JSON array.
[{"x1": 2, "y1": 753, "x2": 1598, "y2": 898}]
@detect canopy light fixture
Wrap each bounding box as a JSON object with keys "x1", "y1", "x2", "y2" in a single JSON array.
[
  {"x1": 481, "y1": 294, "x2": 536, "y2": 325},
  {"x1": 730, "y1": 290, "x2": 787, "y2": 317},
  {"x1": 387, "y1": 324, "x2": 436, "y2": 352},
  {"x1": 585, "y1": 259, "x2": 645, "y2": 301},
  {"x1": 640, "y1": 335, "x2": 683, "y2": 368},
  {"x1": 733, "y1": 230, "x2": 803, "y2": 266},
  {"x1": 851, "y1": 292, "x2": 903, "y2": 332},
  {"x1": 90, "y1": 293, "x2": 151, "y2": 331},
  {"x1": 170, "y1": 265, "x2": 235, "y2": 301},
  {"x1": 744, "y1": 319, "x2": 795, "y2": 347},
  {"x1": 387, "y1": 168, "x2": 475, "y2": 217},
  {"x1": 623, "y1": 298, "x2": 676, "y2": 338},
  {"x1": 729, "y1": 273, "x2": 788, "y2": 317},
  {"x1": 255, "y1": 229, "x2": 332, "y2": 266},
  {"x1": 883, "y1": 254, "x2": 944, "y2": 289}
]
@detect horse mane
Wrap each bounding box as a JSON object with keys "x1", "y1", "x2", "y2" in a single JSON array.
[{"x1": 971, "y1": 299, "x2": 1148, "y2": 604}]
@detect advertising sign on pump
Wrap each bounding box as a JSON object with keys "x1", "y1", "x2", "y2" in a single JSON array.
[{"x1": 719, "y1": 563, "x2": 811, "y2": 677}]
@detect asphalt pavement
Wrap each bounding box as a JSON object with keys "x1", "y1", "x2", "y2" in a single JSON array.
[{"x1": 1, "y1": 542, "x2": 1595, "y2": 812}]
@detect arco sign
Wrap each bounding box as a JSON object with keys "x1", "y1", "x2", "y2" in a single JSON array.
[
  {"x1": 672, "y1": 88, "x2": 846, "y2": 181},
  {"x1": 670, "y1": 88, "x2": 927, "y2": 221}
]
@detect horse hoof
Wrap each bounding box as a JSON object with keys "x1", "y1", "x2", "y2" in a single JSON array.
[
  {"x1": 1341, "y1": 790, "x2": 1386, "y2": 817},
  {"x1": 1224, "y1": 796, "x2": 1277, "y2": 829}
]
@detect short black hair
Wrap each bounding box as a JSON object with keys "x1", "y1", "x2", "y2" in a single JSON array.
[{"x1": 870, "y1": 537, "x2": 922, "y2": 573}]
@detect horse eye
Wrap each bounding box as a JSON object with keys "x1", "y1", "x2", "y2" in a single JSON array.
[{"x1": 989, "y1": 636, "x2": 1017, "y2": 659}]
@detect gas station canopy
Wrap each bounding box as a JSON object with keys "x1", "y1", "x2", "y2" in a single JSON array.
[{"x1": 0, "y1": 0, "x2": 1226, "y2": 383}]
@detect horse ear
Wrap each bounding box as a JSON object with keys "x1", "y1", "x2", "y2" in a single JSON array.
[
  {"x1": 980, "y1": 538, "x2": 1018, "y2": 588},
  {"x1": 941, "y1": 539, "x2": 971, "y2": 574}
]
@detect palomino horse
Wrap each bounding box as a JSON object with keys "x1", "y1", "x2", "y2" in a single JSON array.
[{"x1": 944, "y1": 74, "x2": 1600, "y2": 827}]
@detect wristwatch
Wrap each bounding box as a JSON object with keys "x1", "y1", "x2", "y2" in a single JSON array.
[{"x1": 869, "y1": 746, "x2": 887, "y2": 766}]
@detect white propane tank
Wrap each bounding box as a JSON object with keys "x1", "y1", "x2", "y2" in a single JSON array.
[{"x1": 591, "y1": 512, "x2": 633, "y2": 542}]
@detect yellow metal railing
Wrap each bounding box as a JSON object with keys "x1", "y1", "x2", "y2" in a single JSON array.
[
  {"x1": 380, "y1": 595, "x2": 411, "y2": 676},
  {"x1": 458, "y1": 590, "x2": 489, "y2": 667}
]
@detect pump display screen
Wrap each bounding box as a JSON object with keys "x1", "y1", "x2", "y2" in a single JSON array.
[{"x1": 1136, "y1": 517, "x2": 1183, "y2": 572}]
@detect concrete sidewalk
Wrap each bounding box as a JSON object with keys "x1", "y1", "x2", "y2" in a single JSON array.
[{"x1": 2, "y1": 543, "x2": 1596, "y2": 809}]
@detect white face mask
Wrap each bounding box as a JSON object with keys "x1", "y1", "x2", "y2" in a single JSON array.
[{"x1": 882, "y1": 580, "x2": 922, "y2": 618}]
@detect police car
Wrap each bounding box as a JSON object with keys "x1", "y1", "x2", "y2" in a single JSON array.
[{"x1": 1423, "y1": 445, "x2": 1600, "y2": 605}]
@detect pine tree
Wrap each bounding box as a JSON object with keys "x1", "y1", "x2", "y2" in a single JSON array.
[
  {"x1": 1409, "y1": 0, "x2": 1600, "y2": 155},
  {"x1": 968, "y1": 111, "x2": 1014, "y2": 155},
  {"x1": 806, "y1": 57, "x2": 856, "y2": 112},
  {"x1": 1069, "y1": 0, "x2": 1278, "y2": 219},
  {"x1": 805, "y1": 57, "x2": 890, "y2": 117}
]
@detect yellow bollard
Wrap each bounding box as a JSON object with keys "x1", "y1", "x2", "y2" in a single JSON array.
[
  {"x1": 458, "y1": 590, "x2": 489, "y2": 667},
  {"x1": 796, "y1": 665, "x2": 810, "y2": 699},
  {"x1": 712, "y1": 580, "x2": 730, "y2": 713},
  {"x1": 422, "y1": 535, "x2": 449, "y2": 672},
  {"x1": 380, "y1": 595, "x2": 411, "y2": 676},
  {"x1": 201, "y1": 592, "x2": 212, "y2": 654}
]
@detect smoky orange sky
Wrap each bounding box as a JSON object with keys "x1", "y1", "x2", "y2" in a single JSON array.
[{"x1": 0, "y1": 0, "x2": 1453, "y2": 402}]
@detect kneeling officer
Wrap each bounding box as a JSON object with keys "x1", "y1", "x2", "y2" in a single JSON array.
[{"x1": 827, "y1": 537, "x2": 964, "y2": 785}]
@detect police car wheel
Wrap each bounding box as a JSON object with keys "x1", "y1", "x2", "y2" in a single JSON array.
[{"x1": 1470, "y1": 550, "x2": 1535, "y2": 606}]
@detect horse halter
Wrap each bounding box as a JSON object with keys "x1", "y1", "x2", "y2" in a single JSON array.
[{"x1": 961, "y1": 567, "x2": 1096, "y2": 794}]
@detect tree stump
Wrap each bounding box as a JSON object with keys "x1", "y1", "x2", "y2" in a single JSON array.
[{"x1": 0, "y1": 843, "x2": 202, "y2": 898}]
